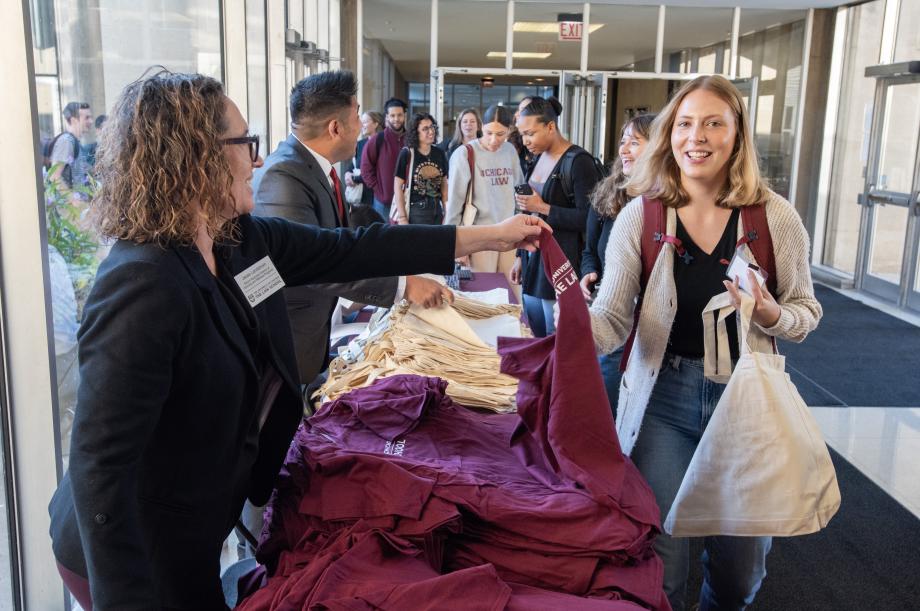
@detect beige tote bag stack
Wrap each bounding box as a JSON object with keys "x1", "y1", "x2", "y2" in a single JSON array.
[{"x1": 664, "y1": 292, "x2": 841, "y2": 537}]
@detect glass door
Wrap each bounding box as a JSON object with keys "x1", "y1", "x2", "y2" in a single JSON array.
[
  {"x1": 559, "y1": 71, "x2": 604, "y2": 160},
  {"x1": 732, "y1": 76, "x2": 759, "y2": 133},
  {"x1": 856, "y1": 76, "x2": 920, "y2": 309}
]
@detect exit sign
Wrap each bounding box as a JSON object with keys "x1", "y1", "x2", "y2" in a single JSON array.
[{"x1": 558, "y1": 21, "x2": 583, "y2": 41}]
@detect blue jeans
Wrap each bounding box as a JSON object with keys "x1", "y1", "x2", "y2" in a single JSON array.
[
  {"x1": 522, "y1": 294, "x2": 555, "y2": 337},
  {"x1": 599, "y1": 348, "x2": 622, "y2": 418},
  {"x1": 631, "y1": 354, "x2": 772, "y2": 611},
  {"x1": 372, "y1": 197, "x2": 390, "y2": 220}
]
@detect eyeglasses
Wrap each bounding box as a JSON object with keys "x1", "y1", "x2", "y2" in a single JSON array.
[
  {"x1": 221, "y1": 135, "x2": 260, "y2": 162},
  {"x1": 418, "y1": 126, "x2": 435, "y2": 133}
]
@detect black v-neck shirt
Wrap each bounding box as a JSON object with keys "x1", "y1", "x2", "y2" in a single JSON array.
[{"x1": 668, "y1": 208, "x2": 740, "y2": 360}]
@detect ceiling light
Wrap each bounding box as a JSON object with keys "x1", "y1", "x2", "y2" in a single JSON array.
[
  {"x1": 534, "y1": 78, "x2": 545, "y2": 82},
  {"x1": 487, "y1": 51, "x2": 552, "y2": 59},
  {"x1": 513, "y1": 21, "x2": 604, "y2": 34}
]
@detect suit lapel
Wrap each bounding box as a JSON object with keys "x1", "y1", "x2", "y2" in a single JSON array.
[
  {"x1": 287, "y1": 135, "x2": 343, "y2": 227},
  {"x1": 173, "y1": 245, "x2": 258, "y2": 377}
]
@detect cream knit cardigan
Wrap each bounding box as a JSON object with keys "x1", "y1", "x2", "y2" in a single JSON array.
[{"x1": 589, "y1": 191, "x2": 823, "y2": 455}]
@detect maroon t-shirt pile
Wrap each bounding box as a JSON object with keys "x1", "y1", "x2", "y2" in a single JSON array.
[{"x1": 236, "y1": 232, "x2": 668, "y2": 611}]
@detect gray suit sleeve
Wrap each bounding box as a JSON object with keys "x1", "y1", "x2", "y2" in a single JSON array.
[{"x1": 254, "y1": 162, "x2": 321, "y2": 226}]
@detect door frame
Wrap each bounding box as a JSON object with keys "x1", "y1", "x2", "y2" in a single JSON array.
[{"x1": 855, "y1": 67, "x2": 920, "y2": 310}]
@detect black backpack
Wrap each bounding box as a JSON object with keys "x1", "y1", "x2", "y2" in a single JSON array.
[
  {"x1": 557, "y1": 147, "x2": 608, "y2": 205},
  {"x1": 42, "y1": 132, "x2": 81, "y2": 186}
]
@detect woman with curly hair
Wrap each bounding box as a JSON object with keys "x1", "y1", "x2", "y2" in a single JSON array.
[
  {"x1": 47, "y1": 70, "x2": 548, "y2": 610},
  {"x1": 392, "y1": 112, "x2": 449, "y2": 225},
  {"x1": 580, "y1": 113, "x2": 655, "y2": 411},
  {"x1": 588, "y1": 75, "x2": 821, "y2": 610}
]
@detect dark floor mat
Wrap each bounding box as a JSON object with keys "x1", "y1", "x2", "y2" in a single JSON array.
[
  {"x1": 779, "y1": 285, "x2": 920, "y2": 407},
  {"x1": 684, "y1": 447, "x2": 920, "y2": 610}
]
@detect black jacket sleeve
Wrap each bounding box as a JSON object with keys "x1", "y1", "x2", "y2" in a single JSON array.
[
  {"x1": 545, "y1": 153, "x2": 599, "y2": 232},
  {"x1": 581, "y1": 205, "x2": 603, "y2": 277},
  {"x1": 250, "y1": 216, "x2": 458, "y2": 285}
]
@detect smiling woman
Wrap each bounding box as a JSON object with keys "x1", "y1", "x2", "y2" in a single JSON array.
[{"x1": 588, "y1": 74, "x2": 822, "y2": 611}]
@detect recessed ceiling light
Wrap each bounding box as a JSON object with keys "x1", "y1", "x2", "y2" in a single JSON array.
[
  {"x1": 513, "y1": 21, "x2": 605, "y2": 34},
  {"x1": 534, "y1": 78, "x2": 545, "y2": 82},
  {"x1": 487, "y1": 51, "x2": 552, "y2": 59}
]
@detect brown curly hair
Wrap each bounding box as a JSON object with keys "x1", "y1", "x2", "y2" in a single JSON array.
[
  {"x1": 589, "y1": 113, "x2": 656, "y2": 219},
  {"x1": 90, "y1": 70, "x2": 235, "y2": 246}
]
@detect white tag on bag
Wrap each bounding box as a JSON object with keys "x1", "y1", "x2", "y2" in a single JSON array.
[{"x1": 234, "y1": 256, "x2": 286, "y2": 308}]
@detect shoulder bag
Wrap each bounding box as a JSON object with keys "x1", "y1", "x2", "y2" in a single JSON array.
[{"x1": 460, "y1": 143, "x2": 478, "y2": 226}]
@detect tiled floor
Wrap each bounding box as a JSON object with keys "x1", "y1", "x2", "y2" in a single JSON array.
[{"x1": 811, "y1": 406, "x2": 920, "y2": 518}]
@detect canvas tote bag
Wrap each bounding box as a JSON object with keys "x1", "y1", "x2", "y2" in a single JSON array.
[
  {"x1": 664, "y1": 291, "x2": 840, "y2": 537},
  {"x1": 389, "y1": 147, "x2": 414, "y2": 223},
  {"x1": 460, "y1": 143, "x2": 478, "y2": 226}
]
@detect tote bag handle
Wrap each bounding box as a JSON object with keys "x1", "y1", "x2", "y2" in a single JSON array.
[{"x1": 702, "y1": 292, "x2": 772, "y2": 383}]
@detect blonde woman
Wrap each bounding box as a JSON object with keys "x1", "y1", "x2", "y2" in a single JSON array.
[
  {"x1": 439, "y1": 107, "x2": 482, "y2": 160},
  {"x1": 589, "y1": 75, "x2": 821, "y2": 610}
]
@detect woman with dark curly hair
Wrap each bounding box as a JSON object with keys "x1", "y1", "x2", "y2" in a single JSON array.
[
  {"x1": 47, "y1": 69, "x2": 548, "y2": 610},
  {"x1": 392, "y1": 112, "x2": 449, "y2": 224}
]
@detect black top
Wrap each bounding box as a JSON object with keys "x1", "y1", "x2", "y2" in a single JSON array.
[
  {"x1": 668, "y1": 208, "x2": 740, "y2": 360},
  {"x1": 521, "y1": 146, "x2": 601, "y2": 300},
  {"x1": 581, "y1": 206, "x2": 615, "y2": 279},
  {"x1": 48, "y1": 215, "x2": 458, "y2": 608},
  {"x1": 395, "y1": 146, "x2": 449, "y2": 204}
]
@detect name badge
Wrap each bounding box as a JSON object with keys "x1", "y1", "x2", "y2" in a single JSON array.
[
  {"x1": 726, "y1": 249, "x2": 766, "y2": 295},
  {"x1": 234, "y1": 256, "x2": 285, "y2": 308}
]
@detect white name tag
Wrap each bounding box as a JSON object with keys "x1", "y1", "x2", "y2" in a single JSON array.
[
  {"x1": 726, "y1": 250, "x2": 766, "y2": 295},
  {"x1": 234, "y1": 256, "x2": 285, "y2": 308}
]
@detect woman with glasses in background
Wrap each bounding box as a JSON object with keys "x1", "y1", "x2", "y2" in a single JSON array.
[
  {"x1": 47, "y1": 70, "x2": 549, "y2": 610},
  {"x1": 393, "y1": 112, "x2": 449, "y2": 225}
]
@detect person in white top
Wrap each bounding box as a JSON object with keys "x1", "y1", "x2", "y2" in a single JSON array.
[{"x1": 444, "y1": 104, "x2": 523, "y2": 297}]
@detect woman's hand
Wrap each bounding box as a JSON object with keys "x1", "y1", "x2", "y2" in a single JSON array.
[
  {"x1": 515, "y1": 192, "x2": 550, "y2": 215},
  {"x1": 456, "y1": 255, "x2": 471, "y2": 268},
  {"x1": 510, "y1": 257, "x2": 522, "y2": 285},
  {"x1": 723, "y1": 270, "x2": 781, "y2": 328},
  {"x1": 580, "y1": 272, "x2": 598, "y2": 302},
  {"x1": 454, "y1": 216, "x2": 551, "y2": 259}
]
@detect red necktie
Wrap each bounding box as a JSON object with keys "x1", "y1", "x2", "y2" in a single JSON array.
[{"x1": 329, "y1": 166, "x2": 345, "y2": 223}]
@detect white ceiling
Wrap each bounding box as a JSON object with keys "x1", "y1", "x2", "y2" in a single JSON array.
[{"x1": 364, "y1": 0, "x2": 838, "y2": 81}]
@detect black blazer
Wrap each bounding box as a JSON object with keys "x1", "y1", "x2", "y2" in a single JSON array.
[
  {"x1": 253, "y1": 134, "x2": 399, "y2": 383},
  {"x1": 48, "y1": 215, "x2": 456, "y2": 609}
]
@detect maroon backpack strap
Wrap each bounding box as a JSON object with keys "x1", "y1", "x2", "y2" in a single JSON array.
[
  {"x1": 738, "y1": 204, "x2": 777, "y2": 296},
  {"x1": 464, "y1": 143, "x2": 475, "y2": 199},
  {"x1": 620, "y1": 197, "x2": 674, "y2": 373}
]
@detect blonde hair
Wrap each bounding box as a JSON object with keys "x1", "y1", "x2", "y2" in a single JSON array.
[
  {"x1": 626, "y1": 75, "x2": 769, "y2": 208},
  {"x1": 90, "y1": 70, "x2": 235, "y2": 246}
]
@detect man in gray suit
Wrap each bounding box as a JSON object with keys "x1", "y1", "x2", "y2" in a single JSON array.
[{"x1": 254, "y1": 70, "x2": 448, "y2": 386}]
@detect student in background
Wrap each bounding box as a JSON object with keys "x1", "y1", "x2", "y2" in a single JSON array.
[
  {"x1": 361, "y1": 97, "x2": 407, "y2": 219},
  {"x1": 439, "y1": 107, "x2": 482, "y2": 160},
  {"x1": 512, "y1": 97, "x2": 602, "y2": 337},
  {"x1": 445, "y1": 104, "x2": 523, "y2": 297},
  {"x1": 392, "y1": 112, "x2": 448, "y2": 225},
  {"x1": 343, "y1": 110, "x2": 383, "y2": 209},
  {"x1": 580, "y1": 113, "x2": 655, "y2": 413}
]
